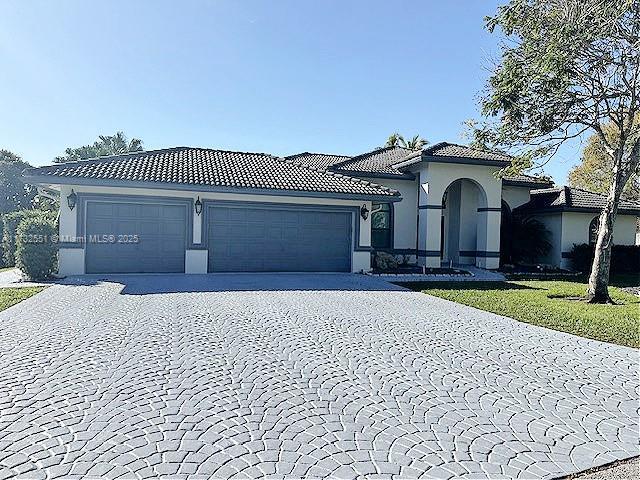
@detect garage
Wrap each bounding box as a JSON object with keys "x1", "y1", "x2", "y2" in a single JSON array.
[
  {"x1": 85, "y1": 201, "x2": 187, "y2": 274},
  {"x1": 207, "y1": 204, "x2": 352, "y2": 272}
]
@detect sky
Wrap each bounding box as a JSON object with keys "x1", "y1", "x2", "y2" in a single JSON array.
[{"x1": 1, "y1": 0, "x2": 585, "y2": 183}]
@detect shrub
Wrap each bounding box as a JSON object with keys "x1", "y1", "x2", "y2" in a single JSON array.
[
  {"x1": 15, "y1": 216, "x2": 58, "y2": 280},
  {"x1": 374, "y1": 251, "x2": 399, "y2": 271},
  {"x1": 2, "y1": 209, "x2": 56, "y2": 266},
  {"x1": 508, "y1": 215, "x2": 552, "y2": 264},
  {"x1": 569, "y1": 243, "x2": 640, "y2": 274}
]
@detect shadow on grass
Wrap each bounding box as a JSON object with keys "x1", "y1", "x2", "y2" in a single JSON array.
[
  {"x1": 537, "y1": 273, "x2": 640, "y2": 288},
  {"x1": 397, "y1": 281, "x2": 544, "y2": 292}
]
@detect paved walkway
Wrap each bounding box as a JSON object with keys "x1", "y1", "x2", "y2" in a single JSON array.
[
  {"x1": 0, "y1": 268, "x2": 48, "y2": 289},
  {"x1": 0, "y1": 274, "x2": 637, "y2": 479}
]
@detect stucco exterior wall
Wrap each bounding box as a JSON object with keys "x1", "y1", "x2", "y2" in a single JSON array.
[
  {"x1": 501, "y1": 186, "x2": 531, "y2": 210},
  {"x1": 56, "y1": 184, "x2": 374, "y2": 274},
  {"x1": 528, "y1": 211, "x2": 637, "y2": 268},
  {"x1": 359, "y1": 177, "x2": 418, "y2": 253},
  {"x1": 559, "y1": 212, "x2": 638, "y2": 269},
  {"x1": 413, "y1": 162, "x2": 502, "y2": 269}
]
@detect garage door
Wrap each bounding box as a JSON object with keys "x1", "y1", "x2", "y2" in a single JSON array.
[
  {"x1": 85, "y1": 201, "x2": 187, "y2": 274},
  {"x1": 207, "y1": 205, "x2": 352, "y2": 272}
]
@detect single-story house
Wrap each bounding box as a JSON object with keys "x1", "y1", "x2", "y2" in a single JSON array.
[
  {"x1": 24, "y1": 142, "x2": 640, "y2": 275},
  {"x1": 514, "y1": 186, "x2": 640, "y2": 269}
]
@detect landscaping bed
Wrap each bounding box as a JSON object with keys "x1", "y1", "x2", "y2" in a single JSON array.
[
  {"x1": 500, "y1": 264, "x2": 580, "y2": 280},
  {"x1": 0, "y1": 287, "x2": 45, "y2": 313},
  {"x1": 401, "y1": 279, "x2": 639, "y2": 348},
  {"x1": 372, "y1": 266, "x2": 471, "y2": 276}
]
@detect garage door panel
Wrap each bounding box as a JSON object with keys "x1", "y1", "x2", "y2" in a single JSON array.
[
  {"x1": 85, "y1": 201, "x2": 187, "y2": 274},
  {"x1": 208, "y1": 205, "x2": 351, "y2": 272}
]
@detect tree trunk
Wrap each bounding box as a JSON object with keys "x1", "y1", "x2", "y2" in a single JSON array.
[{"x1": 586, "y1": 151, "x2": 635, "y2": 303}]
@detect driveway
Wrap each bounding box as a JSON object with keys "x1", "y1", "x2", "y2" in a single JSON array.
[{"x1": 0, "y1": 274, "x2": 637, "y2": 479}]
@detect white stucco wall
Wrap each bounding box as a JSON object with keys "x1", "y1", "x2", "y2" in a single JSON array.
[
  {"x1": 529, "y1": 211, "x2": 638, "y2": 268},
  {"x1": 55, "y1": 184, "x2": 375, "y2": 274},
  {"x1": 559, "y1": 212, "x2": 638, "y2": 269},
  {"x1": 359, "y1": 177, "x2": 418, "y2": 252},
  {"x1": 501, "y1": 186, "x2": 531, "y2": 210},
  {"x1": 412, "y1": 162, "x2": 502, "y2": 269}
]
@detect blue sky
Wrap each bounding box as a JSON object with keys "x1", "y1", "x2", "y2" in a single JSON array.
[{"x1": 1, "y1": 0, "x2": 584, "y2": 182}]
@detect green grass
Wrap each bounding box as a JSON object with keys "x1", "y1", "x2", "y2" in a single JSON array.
[
  {"x1": 401, "y1": 279, "x2": 640, "y2": 348},
  {"x1": 0, "y1": 287, "x2": 44, "y2": 312}
]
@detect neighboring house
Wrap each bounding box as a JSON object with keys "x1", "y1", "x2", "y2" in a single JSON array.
[
  {"x1": 514, "y1": 186, "x2": 640, "y2": 269},
  {"x1": 24, "y1": 142, "x2": 640, "y2": 275}
]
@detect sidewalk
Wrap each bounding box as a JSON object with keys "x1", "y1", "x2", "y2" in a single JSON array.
[{"x1": 0, "y1": 268, "x2": 49, "y2": 288}]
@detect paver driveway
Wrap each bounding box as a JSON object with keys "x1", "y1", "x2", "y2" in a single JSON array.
[{"x1": 0, "y1": 274, "x2": 638, "y2": 479}]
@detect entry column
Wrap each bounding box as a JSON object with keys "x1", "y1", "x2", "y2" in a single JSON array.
[{"x1": 417, "y1": 182, "x2": 443, "y2": 268}]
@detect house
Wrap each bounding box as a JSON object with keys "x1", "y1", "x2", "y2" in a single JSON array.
[
  {"x1": 24, "y1": 142, "x2": 640, "y2": 275},
  {"x1": 514, "y1": 186, "x2": 640, "y2": 269}
]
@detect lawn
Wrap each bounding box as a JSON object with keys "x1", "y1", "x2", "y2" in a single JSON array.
[
  {"x1": 0, "y1": 287, "x2": 44, "y2": 313},
  {"x1": 402, "y1": 279, "x2": 640, "y2": 348}
]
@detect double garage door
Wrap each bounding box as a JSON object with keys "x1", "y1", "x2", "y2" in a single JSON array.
[{"x1": 84, "y1": 200, "x2": 352, "y2": 273}]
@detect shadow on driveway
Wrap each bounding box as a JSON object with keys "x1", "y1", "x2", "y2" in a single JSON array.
[{"x1": 60, "y1": 273, "x2": 410, "y2": 294}]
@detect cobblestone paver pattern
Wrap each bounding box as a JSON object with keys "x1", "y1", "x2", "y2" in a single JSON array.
[{"x1": 0, "y1": 274, "x2": 638, "y2": 479}]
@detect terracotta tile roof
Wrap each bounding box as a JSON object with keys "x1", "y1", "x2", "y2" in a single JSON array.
[
  {"x1": 423, "y1": 142, "x2": 512, "y2": 163},
  {"x1": 284, "y1": 152, "x2": 350, "y2": 171},
  {"x1": 25, "y1": 147, "x2": 400, "y2": 198},
  {"x1": 331, "y1": 146, "x2": 416, "y2": 177},
  {"x1": 393, "y1": 142, "x2": 512, "y2": 169},
  {"x1": 502, "y1": 174, "x2": 554, "y2": 187},
  {"x1": 515, "y1": 186, "x2": 640, "y2": 214}
]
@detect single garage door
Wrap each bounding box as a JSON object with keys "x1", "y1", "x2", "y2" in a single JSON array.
[
  {"x1": 85, "y1": 201, "x2": 187, "y2": 274},
  {"x1": 207, "y1": 205, "x2": 352, "y2": 272}
]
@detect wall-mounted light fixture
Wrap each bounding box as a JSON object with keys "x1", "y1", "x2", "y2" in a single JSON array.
[
  {"x1": 195, "y1": 196, "x2": 203, "y2": 216},
  {"x1": 67, "y1": 189, "x2": 77, "y2": 211},
  {"x1": 360, "y1": 204, "x2": 369, "y2": 220}
]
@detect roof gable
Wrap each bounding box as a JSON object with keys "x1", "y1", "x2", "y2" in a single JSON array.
[{"x1": 331, "y1": 146, "x2": 415, "y2": 177}]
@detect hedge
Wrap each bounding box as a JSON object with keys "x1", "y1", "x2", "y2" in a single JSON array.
[
  {"x1": 2, "y1": 209, "x2": 56, "y2": 267},
  {"x1": 15, "y1": 216, "x2": 58, "y2": 280},
  {"x1": 569, "y1": 243, "x2": 640, "y2": 274}
]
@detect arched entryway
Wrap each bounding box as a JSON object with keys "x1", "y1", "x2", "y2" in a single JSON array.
[{"x1": 441, "y1": 178, "x2": 488, "y2": 266}]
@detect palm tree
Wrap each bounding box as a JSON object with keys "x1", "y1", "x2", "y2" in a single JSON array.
[
  {"x1": 55, "y1": 131, "x2": 143, "y2": 162},
  {"x1": 404, "y1": 135, "x2": 428, "y2": 150},
  {"x1": 385, "y1": 133, "x2": 428, "y2": 150},
  {"x1": 385, "y1": 133, "x2": 405, "y2": 147}
]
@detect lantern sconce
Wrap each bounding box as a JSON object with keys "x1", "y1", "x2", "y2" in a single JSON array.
[
  {"x1": 67, "y1": 189, "x2": 77, "y2": 211},
  {"x1": 194, "y1": 196, "x2": 203, "y2": 216},
  {"x1": 360, "y1": 204, "x2": 369, "y2": 220}
]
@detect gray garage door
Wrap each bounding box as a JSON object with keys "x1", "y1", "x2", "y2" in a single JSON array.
[
  {"x1": 207, "y1": 205, "x2": 352, "y2": 272},
  {"x1": 85, "y1": 201, "x2": 187, "y2": 274}
]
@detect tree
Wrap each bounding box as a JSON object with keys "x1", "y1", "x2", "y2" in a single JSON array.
[
  {"x1": 384, "y1": 133, "x2": 428, "y2": 150},
  {"x1": 385, "y1": 133, "x2": 404, "y2": 147},
  {"x1": 470, "y1": 0, "x2": 640, "y2": 303},
  {"x1": 569, "y1": 117, "x2": 640, "y2": 202},
  {"x1": 55, "y1": 131, "x2": 143, "y2": 162},
  {"x1": 0, "y1": 150, "x2": 36, "y2": 215}
]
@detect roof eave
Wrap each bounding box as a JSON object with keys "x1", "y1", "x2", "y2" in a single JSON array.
[
  {"x1": 394, "y1": 154, "x2": 510, "y2": 170},
  {"x1": 502, "y1": 179, "x2": 554, "y2": 188},
  {"x1": 331, "y1": 169, "x2": 416, "y2": 181},
  {"x1": 23, "y1": 174, "x2": 403, "y2": 203},
  {"x1": 514, "y1": 205, "x2": 640, "y2": 216}
]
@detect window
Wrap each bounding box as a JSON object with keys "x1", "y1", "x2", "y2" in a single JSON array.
[
  {"x1": 589, "y1": 216, "x2": 599, "y2": 245},
  {"x1": 371, "y1": 203, "x2": 392, "y2": 249}
]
